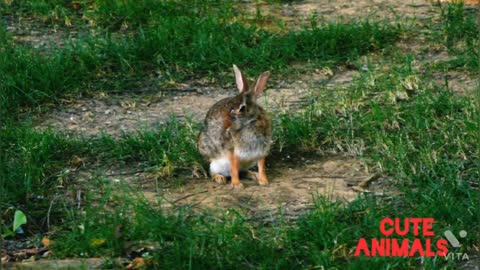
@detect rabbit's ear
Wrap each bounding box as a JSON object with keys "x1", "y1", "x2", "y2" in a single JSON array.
[
  {"x1": 233, "y1": 64, "x2": 249, "y2": 93},
  {"x1": 253, "y1": 71, "x2": 270, "y2": 97}
]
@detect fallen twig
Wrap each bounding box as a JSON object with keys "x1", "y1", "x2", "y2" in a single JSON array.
[
  {"x1": 106, "y1": 169, "x2": 148, "y2": 177},
  {"x1": 172, "y1": 190, "x2": 209, "y2": 204},
  {"x1": 46, "y1": 195, "x2": 59, "y2": 231},
  {"x1": 76, "y1": 190, "x2": 83, "y2": 209},
  {"x1": 292, "y1": 175, "x2": 347, "y2": 181},
  {"x1": 356, "y1": 173, "x2": 382, "y2": 189}
]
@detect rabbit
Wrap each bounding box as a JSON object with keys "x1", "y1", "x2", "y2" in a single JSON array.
[{"x1": 197, "y1": 65, "x2": 272, "y2": 188}]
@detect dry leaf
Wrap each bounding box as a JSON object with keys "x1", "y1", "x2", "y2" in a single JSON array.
[
  {"x1": 90, "y1": 239, "x2": 106, "y2": 248},
  {"x1": 42, "y1": 237, "x2": 52, "y2": 248},
  {"x1": 70, "y1": 155, "x2": 85, "y2": 168},
  {"x1": 126, "y1": 257, "x2": 147, "y2": 270},
  {"x1": 72, "y1": 2, "x2": 81, "y2": 11}
]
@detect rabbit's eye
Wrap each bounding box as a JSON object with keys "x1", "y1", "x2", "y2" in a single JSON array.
[{"x1": 239, "y1": 105, "x2": 246, "y2": 113}]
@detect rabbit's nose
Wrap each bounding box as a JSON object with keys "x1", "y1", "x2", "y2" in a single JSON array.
[{"x1": 230, "y1": 108, "x2": 240, "y2": 116}]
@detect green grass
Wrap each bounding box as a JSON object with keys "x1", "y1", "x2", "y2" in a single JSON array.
[
  {"x1": 3, "y1": 57, "x2": 478, "y2": 268},
  {"x1": 0, "y1": 0, "x2": 400, "y2": 116},
  {"x1": 434, "y1": 1, "x2": 479, "y2": 71},
  {"x1": 0, "y1": 120, "x2": 201, "y2": 215},
  {"x1": 1, "y1": 0, "x2": 479, "y2": 269}
]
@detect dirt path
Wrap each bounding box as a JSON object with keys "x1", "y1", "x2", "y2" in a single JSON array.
[
  {"x1": 77, "y1": 155, "x2": 391, "y2": 222},
  {"x1": 35, "y1": 71, "x2": 344, "y2": 137},
  {"x1": 160, "y1": 156, "x2": 390, "y2": 219},
  {"x1": 241, "y1": 0, "x2": 468, "y2": 29}
]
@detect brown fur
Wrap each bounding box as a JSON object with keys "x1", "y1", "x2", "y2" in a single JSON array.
[{"x1": 197, "y1": 65, "x2": 272, "y2": 188}]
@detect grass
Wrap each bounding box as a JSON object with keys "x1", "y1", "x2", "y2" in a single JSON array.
[
  {"x1": 0, "y1": 119, "x2": 201, "y2": 219},
  {"x1": 0, "y1": 0, "x2": 400, "y2": 116},
  {"x1": 434, "y1": 1, "x2": 479, "y2": 71},
  {"x1": 1, "y1": 0, "x2": 479, "y2": 269}
]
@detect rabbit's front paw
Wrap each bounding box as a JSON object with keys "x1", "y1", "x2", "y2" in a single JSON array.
[
  {"x1": 231, "y1": 182, "x2": 244, "y2": 189},
  {"x1": 258, "y1": 176, "x2": 269, "y2": 186},
  {"x1": 213, "y1": 174, "x2": 227, "y2": 184}
]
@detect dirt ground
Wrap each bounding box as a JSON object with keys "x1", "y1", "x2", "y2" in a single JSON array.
[
  {"x1": 119, "y1": 155, "x2": 391, "y2": 220},
  {"x1": 250, "y1": 0, "x2": 440, "y2": 26}
]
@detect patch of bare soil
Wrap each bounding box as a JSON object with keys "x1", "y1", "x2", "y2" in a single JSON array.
[
  {"x1": 6, "y1": 258, "x2": 106, "y2": 270},
  {"x1": 2, "y1": 16, "x2": 75, "y2": 50},
  {"x1": 37, "y1": 88, "x2": 230, "y2": 137},
  {"x1": 396, "y1": 39, "x2": 479, "y2": 96},
  {"x1": 97, "y1": 155, "x2": 391, "y2": 224},
  {"x1": 35, "y1": 83, "x2": 307, "y2": 137},
  {"x1": 35, "y1": 66, "x2": 360, "y2": 137},
  {"x1": 412, "y1": 41, "x2": 479, "y2": 96},
  {"x1": 244, "y1": 0, "x2": 446, "y2": 28},
  {"x1": 165, "y1": 158, "x2": 387, "y2": 219},
  {"x1": 430, "y1": 71, "x2": 478, "y2": 95}
]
